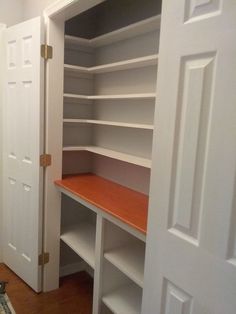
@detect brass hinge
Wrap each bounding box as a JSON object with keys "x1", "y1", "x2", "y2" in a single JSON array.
[
  {"x1": 40, "y1": 154, "x2": 52, "y2": 167},
  {"x1": 38, "y1": 252, "x2": 50, "y2": 266},
  {"x1": 41, "y1": 44, "x2": 53, "y2": 60}
]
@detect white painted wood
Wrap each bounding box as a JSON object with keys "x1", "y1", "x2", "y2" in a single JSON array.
[
  {"x1": 0, "y1": 23, "x2": 6, "y2": 263},
  {"x1": 63, "y1": 146, "x2": 151, "y2": 168},
  {"x1": 64, "y1": 15, "x2": 161, "y2": 48},
  {"x1": 44, "y1": 0, "x2": 105, "y2": 21},
  {"x1": 143, "y1": 1, "x2": 236, "y2": 314},
  {"x1": 64, "y1": 55, "x2": 158, "y2": 74},
  {"x1": 2, "y1": 17, "x2": 43, "y2": 292},
  {"x1": 63, "y1": 119, "x2": 154, "y2": 130},
  {"x1": 102, "y1": 283, "x2": 142, "y2": 314},
  {"x1": 43, "y1": 16, "x2": 64, "y2": 292},
  {"x1": 104, "y1": 241, "x2": 145, "y2": 288},
  {"x1": 93, "y1": 215, "x2": 105, "y2": 314},
  {"x1": 64, "y1": 93, "x2": 156, "y2": 100},
  {"x1": 61, "y1": 221, "x2": 96, "y2": 269}
]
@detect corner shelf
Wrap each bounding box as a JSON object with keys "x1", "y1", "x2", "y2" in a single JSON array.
[
  {"x1": 102, "y1": 283, "x2": 142, "y2": 314},
  {"x1": 55, "y1": 173, "x2": 148, "y2": 234},
  {"x1": 65, "y1": 15, "x2": 161, "y2": 48},
  {"x1": 62, "y1": 146, "x2": 151, "y2": 169},
  {"x1": 64, "y1": 54, "x2": 158, "y2": 74},
  {"x1": 63, "y1": 93, "x2": 156, "y2": 101},
  {"x1": 104, "y1": 241, "x2": 145, "y2": 288},
  {"x1": 60, "y1": 222, "x2": 96, "y2": 269},
  {"x1": 63, "y1": 119, "x2": 154, "y2": 130}
]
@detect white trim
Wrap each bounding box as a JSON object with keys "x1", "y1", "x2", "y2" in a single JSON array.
[
  {"x1": 44, "y1": 0, "x2": 105, "y2": 21},
  {"x1": 0, "y1": 23, "x2": 6, "y2": 263},
  {"x1": 43, "y1": 0, "x2": 106, "y2": 293}
]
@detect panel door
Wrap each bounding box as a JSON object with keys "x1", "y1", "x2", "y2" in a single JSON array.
[
  {"x1": 2, "y1": 17, "x2": 44, "y2": 292},
  {"x1": 142, "y1": 1, "x2": 236, "y2": 313}
]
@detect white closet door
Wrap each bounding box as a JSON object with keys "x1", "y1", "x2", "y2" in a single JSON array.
[
  {"x1": 3, "y1": 17, "x2": 44, "y2": 292},
  {"x1": 143, "y1": 1, "x2": 236, "y2": 313}
]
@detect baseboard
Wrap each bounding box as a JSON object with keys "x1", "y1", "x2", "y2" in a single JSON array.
[
  {"x1": 59, "y1": 261, "x2": 86, "y2": 277},
  {"x1": 84, "y1": 264, "x2": 94, "y2": 278}
]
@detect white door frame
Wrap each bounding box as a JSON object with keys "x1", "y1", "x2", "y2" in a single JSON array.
[
  {"x1": 0, "y1": 23, "x2": 6, "y2": 263},
  {"x1": 43, "y1": 0, "x2": 105, "y2": 292}
]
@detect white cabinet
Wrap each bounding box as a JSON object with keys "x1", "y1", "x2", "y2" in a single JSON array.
[{"x1": 54, "y1": 1, "x2": 161, "y2": 313}]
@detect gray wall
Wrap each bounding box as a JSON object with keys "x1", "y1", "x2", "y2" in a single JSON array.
[
  {"x1": 0, "y1": 0, "x2": 24, "y2": 26},
  {"x1": 22, "y1": 0, "x2": 56, "y2": 20}
]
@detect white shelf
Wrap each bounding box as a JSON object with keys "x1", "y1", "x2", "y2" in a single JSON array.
[
  {"x1": 65, "y1": 15, "x2": 161, "y2": 48},
  {"x1": 102, "y1": 283, "x2": 142, "y2": 314},
  {"x1": 64, "y1": 93, "x2": 156, "y2": 100},
  {"x1": 64, "y1": 54, "x2": 158, "y2": 74},
  {"x1": 60, "y1": 222, "x2": 96, "y2": 269},
  {"x1": 63, "y1": 146, "x2": 151, "y2": 169},
  {"x1": 104, "y1": 242, "x2": 145, "y2": 288},
  {"x1": 63, "y1": 119, "x2": 154, "y2": 130}
]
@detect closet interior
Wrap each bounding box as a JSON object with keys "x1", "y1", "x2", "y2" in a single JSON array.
[{"x1": 54, "y1": 0, "x2": 162, "y2": 312}]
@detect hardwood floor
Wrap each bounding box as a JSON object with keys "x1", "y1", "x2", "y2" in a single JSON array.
[{"x1": 0, "y1": 263, "x2": 93, "y2": 314}]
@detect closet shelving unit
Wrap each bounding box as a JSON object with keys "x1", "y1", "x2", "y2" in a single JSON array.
[{"x1": 55, "y1": 6, "x2": 161, "y2": 313}]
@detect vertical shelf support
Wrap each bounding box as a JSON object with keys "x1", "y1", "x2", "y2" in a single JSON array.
[{"x1": 93, "y1": 214, "x2": 105, "y2": 314}]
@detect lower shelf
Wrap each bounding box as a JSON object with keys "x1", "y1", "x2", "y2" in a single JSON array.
[
  {"x1": 104, "y1": 241, "x2": 145, "y2": 288},
  {"x1": 60, "y1": 222, "x2": 96, "y2": 269},
  {"x1": 102, "y1": 283, "x2": 142, "y2": 314}
]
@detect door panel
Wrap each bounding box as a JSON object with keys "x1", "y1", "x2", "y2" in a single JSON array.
[
  {"x1": 142, "y1": 1, "x2": 236, "y2": 313},
  {"x1": 3, "y1": 17, "x2": 44, "y2": 292}
]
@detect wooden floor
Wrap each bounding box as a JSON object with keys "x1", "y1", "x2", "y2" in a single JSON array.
[{"x1": 0, "y1": 263, "x2": 93, "y2": 314}]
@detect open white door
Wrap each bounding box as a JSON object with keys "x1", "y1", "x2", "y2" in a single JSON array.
[
  {"x1": 2, "y1": 17, "x2": 44, "y2": 292},
  {"x1": 143, "y1": 1, "x2": 236, "y2": 313}
]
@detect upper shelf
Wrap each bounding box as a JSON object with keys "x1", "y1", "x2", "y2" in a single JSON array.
[
  {"x1": 64, "y1": 55, "x2": 158, "y2": 75},
  {"x1": 64, "y1": 93, "x2": 156, "y2": 101},
  {"x1": 55, "y1": 173, "x2": 148, "y2": 234},
  {"x1": 63, "y1": 146, "x2": 151, "y2": 169},
  {"x1": 63, "y1": 119, "x2": 154, "y2": 130},
  {"x1": 65, "y1": 15, "x2": 161, "y2": 48}
]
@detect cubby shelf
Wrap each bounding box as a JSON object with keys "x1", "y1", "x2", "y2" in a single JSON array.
[
  {"x1": 104, "y1": 241, "x2": 145, "y2": 288},
  {"x1": 63, "y1": 146, "x2": 151, "y2": 169},
  {"x1": 60, "y1": 222, "x2": 96, "y2": 269},
  {"x1": 55, "y1": 173, "x2": 148, "y2": 234},
  {"x1": 63, "y1": 93, "x2": 156, "y2": 100},
  {"x1": 65, "y1": 15, "x2": 161, "y2": 48},
  {"x1": 63, "y1": 119, "x2": 154, "y2": 130},
  {"x1": 64, "y1": 54, "x2": 158, "y2": 74},
  {"x1": 102, "y1": 283, "x2": 142, "y2": 314}
]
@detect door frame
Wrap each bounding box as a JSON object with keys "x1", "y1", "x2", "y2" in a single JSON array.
[
  {"x1": 0, "y1": 23, "x2": 6, "y2": 264},
  {"x1": 43, "y1": 0, "x2": 105, "y2": 292}
]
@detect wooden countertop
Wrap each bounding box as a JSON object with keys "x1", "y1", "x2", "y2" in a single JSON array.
[{"x1": 55, "y1": 173, "x2": 148, "y2": 234}]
